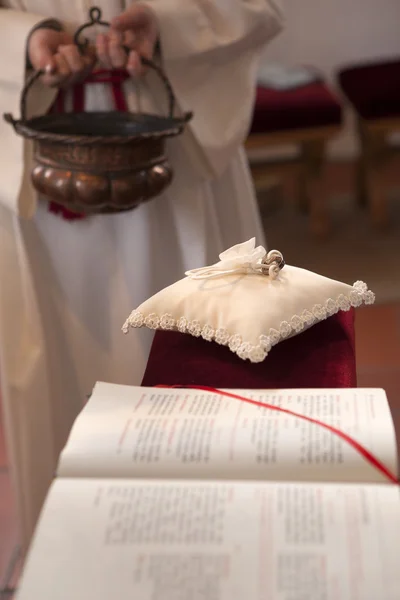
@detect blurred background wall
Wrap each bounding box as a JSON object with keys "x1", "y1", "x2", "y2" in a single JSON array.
[{"x1": 262, "y1": 0, "x2": 400, "y2": 159}]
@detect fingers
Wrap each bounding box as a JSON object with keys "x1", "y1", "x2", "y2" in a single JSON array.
[
  {"x1": 110, "y1": 4, "x2": 158, "y2": 70},
  {"x1": 58, "y1": 45, "x2": 82, "y2": 73},
  {"x1": 124, "y1": 30, "x2": 136, "y2": 48},
  {"x1": 54, "y1": 53, "x2": 71, "y2": 80},
  {"x1": 35, "y1": 45, "x2": 56, "y2": 72},
  {"x1": 126, "y1": 50, "x2": 142, "y2": 78},
  {"x1": 34, "y1": 45, "x2": 63, "y2": 87},
  {"x1": 59, "y1": 44, "x2": 96, "y2": 83},
  {"x1": 110, "y1": 4, "x2": 156, "y2": 33},
  {"x1": 138, "y1": 37, "x2": 155, "y2": 61},
  {"x1": 108, "y1": 31, "x2": 127, "y2": 69},
  {"x1": 40, "y1": 45, "x2": 96, "y2": 88},
  {"x1": 126, "y1": 35, "x2": 155, "y2": 77},
  {"x1": 95, "y1": 31, "x2": 154, "y2": 77},
  {"x1": 40, "y1": 54, "x2": 68, "y2": 87},
  {"x1": 96, "y1": 32, "x2": 130, "y2": 70},
  {"x1": 96, "y1": 33, "x2": 112, "y2": 69},
  {"x1": 111, "y1": 11, "x2": 147, "y2": 33}
]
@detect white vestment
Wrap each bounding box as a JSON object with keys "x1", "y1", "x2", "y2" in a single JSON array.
[{"x1": 0, "y1": 0, "x2": 283, "y2": 549}]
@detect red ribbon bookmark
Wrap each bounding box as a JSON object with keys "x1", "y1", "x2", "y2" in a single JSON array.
[{"x1": 156, "y1": 385, "x2": 398, "y2": 485}]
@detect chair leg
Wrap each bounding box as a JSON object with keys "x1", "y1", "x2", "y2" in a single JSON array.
[
  {"x1": 361, "y1": 125, "x2": 389, "y2": 230},
  {"x1": 356, "y1": 118, "x2": 369, "y2": 209},
  {"x1": 367, "y1": 161, "x2": 388, "y2": 230},
  {"x1": 298, "y1": 170, "x2": 310, "y2": 214},
  {"x1": 300, "y1": 139, "x2": 329, "y2": 238}
]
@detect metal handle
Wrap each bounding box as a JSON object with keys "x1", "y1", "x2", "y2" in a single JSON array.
[
  {"x1": 7, "y1": 5, "x2": 176, "y2": 124},
  {"x1": 73, "y1": 6, "x2": 176, "y2": 117}
]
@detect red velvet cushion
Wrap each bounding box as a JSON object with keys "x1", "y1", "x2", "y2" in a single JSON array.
[
  {"x1": 250, "y1": 82, "x2": 342, "y2": 134},
  {"x1": 338, "y1": 59, "x2": 400, "y2": 120},
  {"x1": 142, "y1": 310, "x2": 356, "y2": 389}
]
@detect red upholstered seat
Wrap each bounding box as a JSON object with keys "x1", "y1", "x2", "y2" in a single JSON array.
[
  {"x1": 338, "y1": 59, "x2": 400, "y2": 120},
  {"x1": 142, "y1": 310, "x2": 356, "y2": 390},
  {"x1": 250, "y1": 82, "x2": 342, "y2": 135}
]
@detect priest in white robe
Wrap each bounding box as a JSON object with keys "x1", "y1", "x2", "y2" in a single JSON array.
[{"x1": 0, "y1": 0, "x2": 284, "y2": 549}]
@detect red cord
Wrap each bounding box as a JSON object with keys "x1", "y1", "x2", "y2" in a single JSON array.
[{"x1": 156, "y1": 384, "x2": 399, "y2": 485}]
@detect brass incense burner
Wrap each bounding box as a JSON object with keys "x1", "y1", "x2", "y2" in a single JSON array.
[{"x1": 3, "y1": 7, "x2": 193, "y2": 215}]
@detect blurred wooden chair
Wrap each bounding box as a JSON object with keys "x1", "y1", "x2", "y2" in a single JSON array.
[
  {"x1": 246, "y1": 80, "x2": 342, "y2": 238},
  {"x1": 338, "y1": 58, "x2": 400, "y2": 229}
]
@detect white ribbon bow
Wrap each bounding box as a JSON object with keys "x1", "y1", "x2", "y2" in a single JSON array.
[{"x1": 185, "y1": 238, "x2": 284, "y2": 280}]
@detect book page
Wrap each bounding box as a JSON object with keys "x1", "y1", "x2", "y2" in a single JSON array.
[
  {"x1": 58, "y1": 383, "x2": 398, "y2": 484},
  {"x1": 17, "y1": 478, "x2": 400, "y2": 600}
]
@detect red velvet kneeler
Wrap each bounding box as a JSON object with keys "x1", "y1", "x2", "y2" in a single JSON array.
[
  {"x1": 141, "y1": 309, "x2": 356, "y2": 389},
  {"x1": 250, "y1": 82, "x2": 342, "y2": 134},
  {"x1": 338, "y1": 59, "x2": 400, "y2": 121}
]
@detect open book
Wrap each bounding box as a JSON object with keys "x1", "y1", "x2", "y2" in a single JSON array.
[{"x1": 17, "y1": 383, "x2": 400, "y2": 600}]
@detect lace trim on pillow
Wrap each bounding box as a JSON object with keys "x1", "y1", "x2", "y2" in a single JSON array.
[{"x1": 122, "y1": 281, "x2": 374, "y2": 363}]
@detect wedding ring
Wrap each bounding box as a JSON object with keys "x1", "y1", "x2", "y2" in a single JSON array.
[{"x1": 261, "y1": 250, "x2": 285, "y2": 276}]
